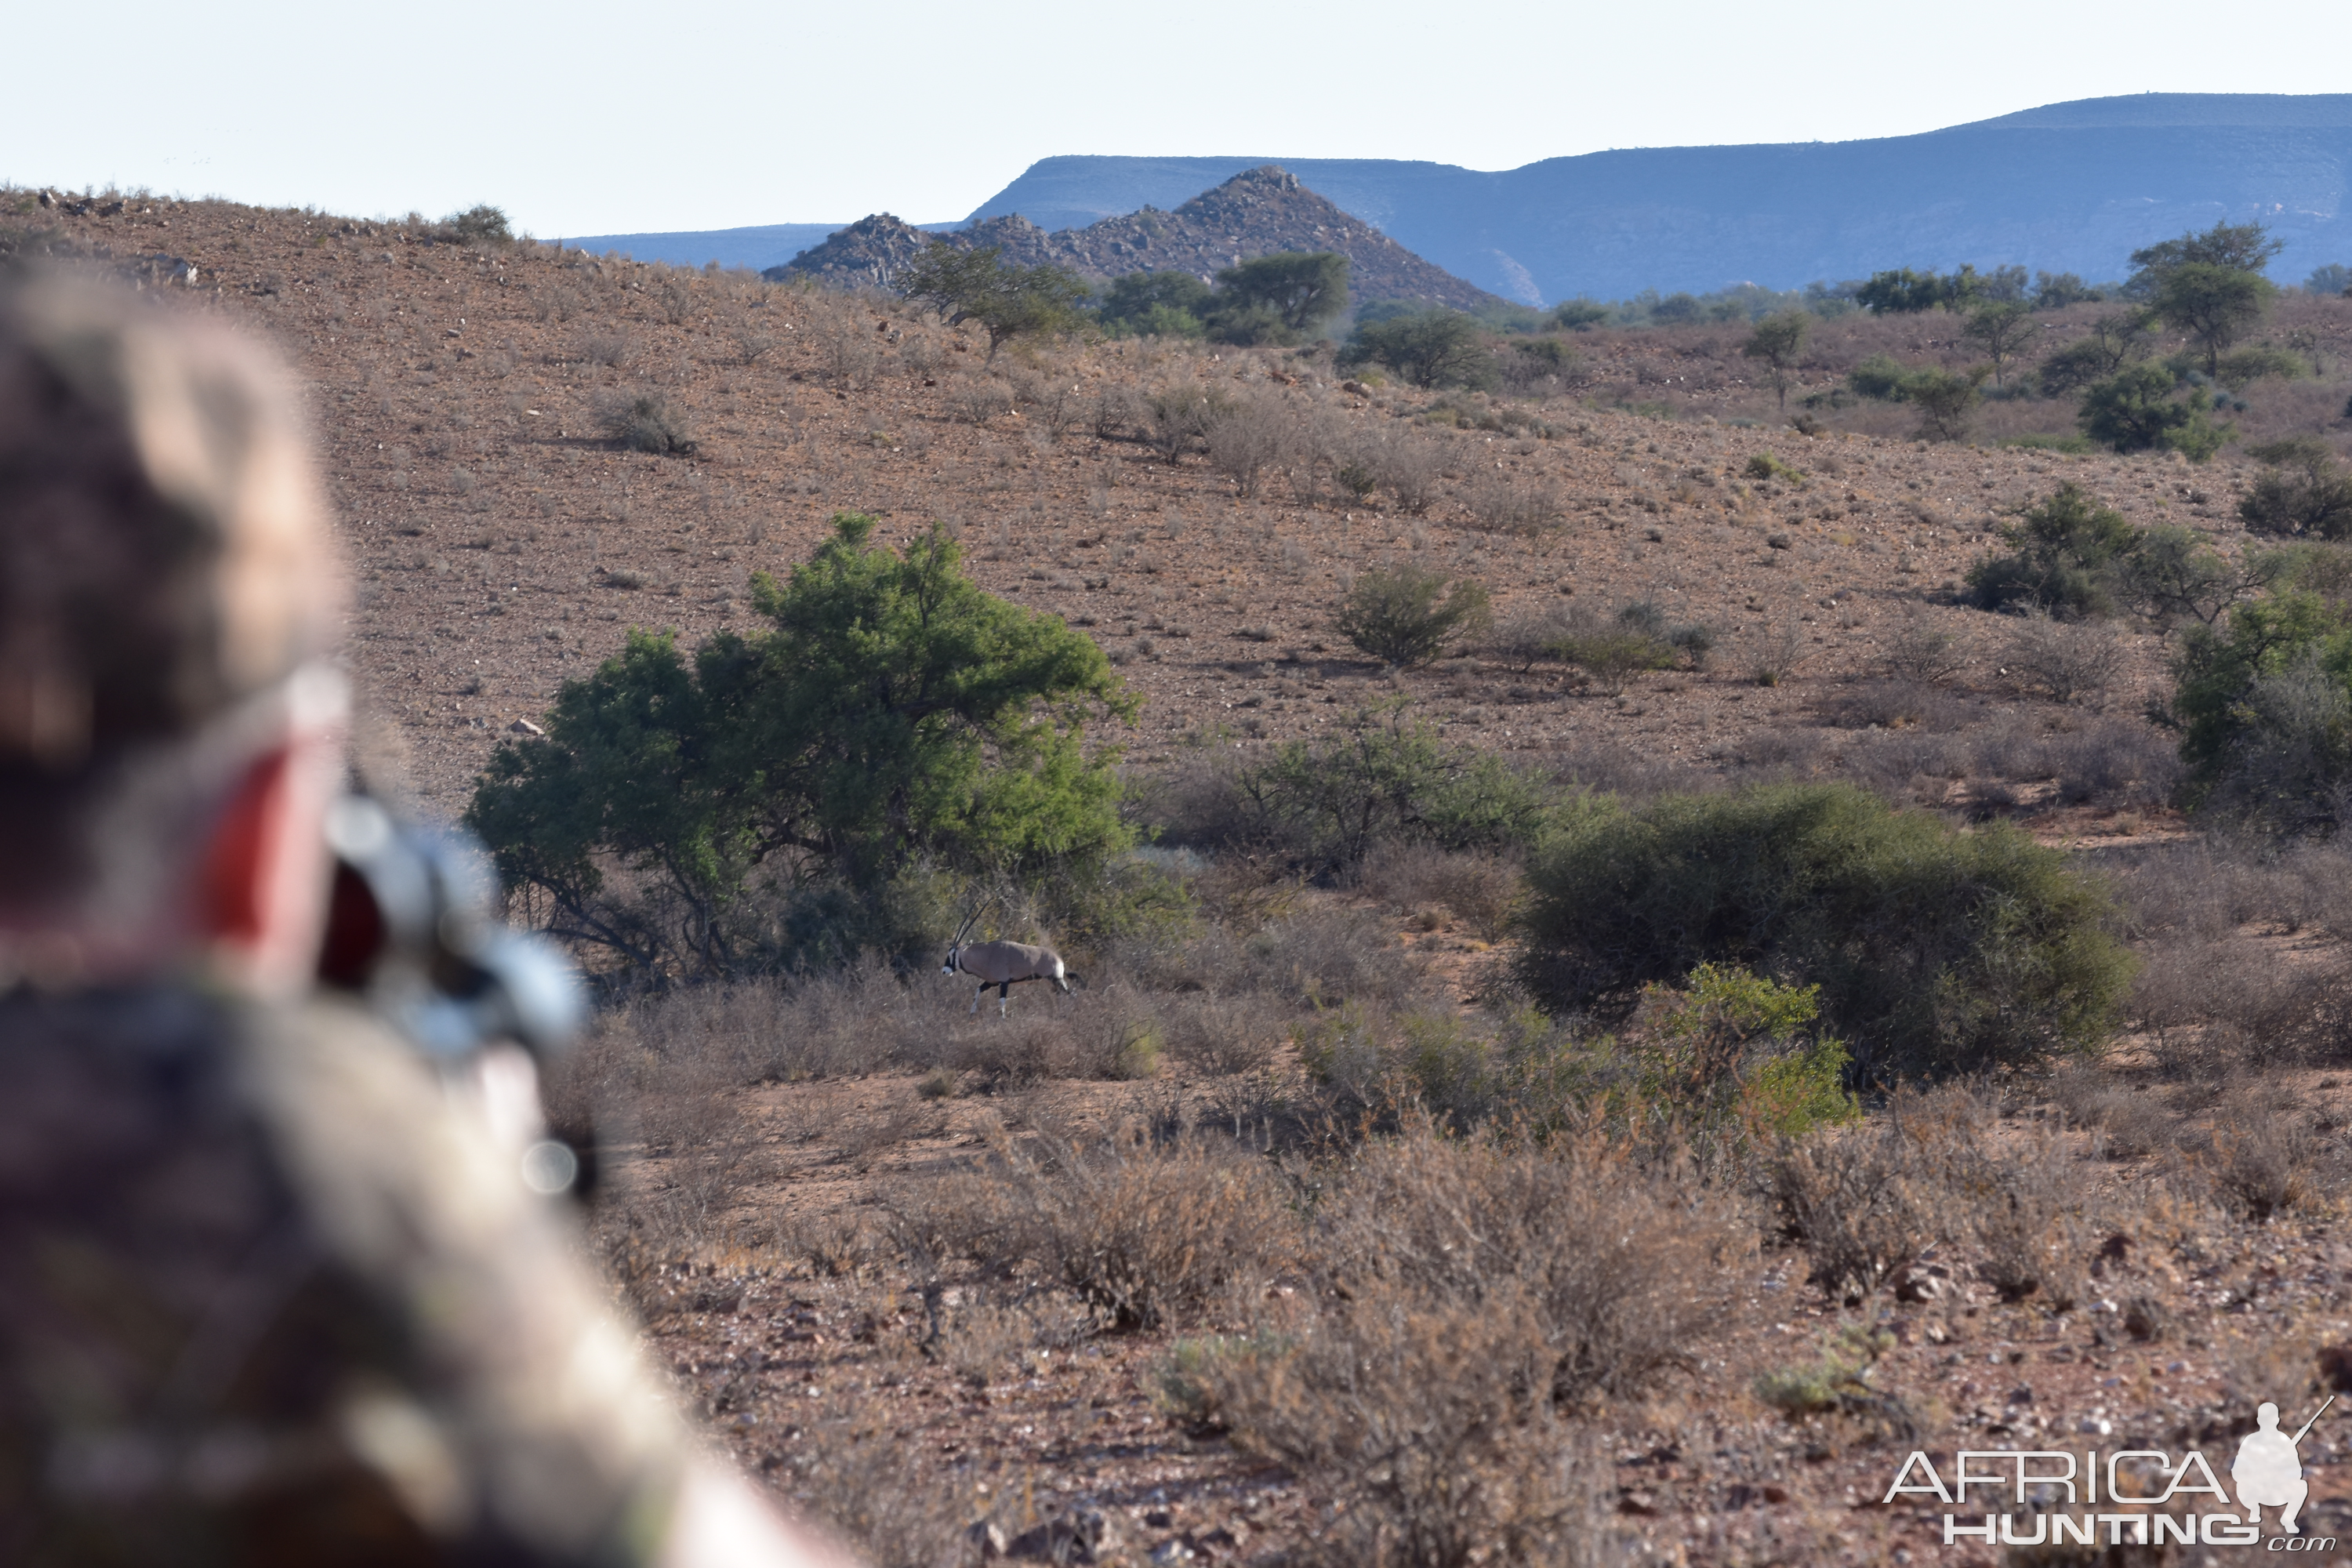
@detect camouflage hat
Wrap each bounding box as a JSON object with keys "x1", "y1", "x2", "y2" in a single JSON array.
[{"x1": 0, "y1": 270, "x2": 340, "y2": 770}]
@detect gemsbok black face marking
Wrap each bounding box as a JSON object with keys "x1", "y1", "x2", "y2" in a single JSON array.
[{"x1": 942, "y1": 913, "x2": 1075, "y2": 1016}]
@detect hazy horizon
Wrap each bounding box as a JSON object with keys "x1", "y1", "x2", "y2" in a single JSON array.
[{"x1": 7, "y1": 0, "x2": 2348, "y2": 238}]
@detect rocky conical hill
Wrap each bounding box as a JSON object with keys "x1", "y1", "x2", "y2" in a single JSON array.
[{"x1": 777, "y1": 166, "x2": 1502, "y2": 313}]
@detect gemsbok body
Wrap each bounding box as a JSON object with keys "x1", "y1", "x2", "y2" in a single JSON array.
[{"x1": 942, "y1": 936, "x2": 1075, "y2": 1016}]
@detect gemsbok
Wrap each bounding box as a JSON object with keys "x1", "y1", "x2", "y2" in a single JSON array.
[{"x1": 942, "y1": 916, "x2": 1076, "y2": 1016}]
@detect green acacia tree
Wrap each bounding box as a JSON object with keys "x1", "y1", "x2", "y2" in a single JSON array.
[
  {"x1": 1856, "y1": 268, "x2": 1950, "y2": 314},
  {"x1": 2078, "y1": 363, "x2": 2227, "y2": 459},
  {"x1": 2151, "y1": 263, "x2": 2277, "y2": 377},
  {"x1": 1207, "y1": 252, "x2": 1348, "y2": 344},
  {"x1": 1096, "y1": 270, "x2": 1213, "y2": 338},
  {"x1": 898, "y1": 241, "x2": 1091, "y2": 358},
  {"x1": 2125, "y1": 222, "x2": 2282, "y2": 376},
  {"x1": 1740, "y1": 310, "x2": 1809, "y2": 408},
  {"x1": 467, "y1": 514, "x2": 1137, "y2": 978},
  {"x1": 1904, "y1": 365, "x2": 1987, "y2": 441},
  {"x1": 1960, "y1": 301, "x2": 2040, "y2": 389},
  {"x1": 1340, "y1": 310, "x2": 1492, "y2": 389}
]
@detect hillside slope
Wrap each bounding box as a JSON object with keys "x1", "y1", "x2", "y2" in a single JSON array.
[
  {"x1": 9, "y1": 185, "x2": 2343, "y2": 833},
  {"x1": 780, "y1": 166, "x2": 1503, "y2": 311},
  {"x1": 967, "y1": 93, "x2": 2352, "y2": 303}
]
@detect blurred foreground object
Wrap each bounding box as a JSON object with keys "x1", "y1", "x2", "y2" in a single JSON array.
[{"x1": 0, "y1": 270, "x2": 848, "y2": 1566}]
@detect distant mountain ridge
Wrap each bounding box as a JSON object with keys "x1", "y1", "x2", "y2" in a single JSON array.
[
  {"x1": 557, "y1": 94, "x2": 2352, "y2": 306},
  {"x1": 775, "y1": 166, "x2": 1503, "y2": 312},
  {"x1": 966, "y1": 95, "x2": 2352, "y2": 304}
]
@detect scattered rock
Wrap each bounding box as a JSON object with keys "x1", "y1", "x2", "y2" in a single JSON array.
[
  {"x1": 1005, "y1": 1510, "x2": 1106, "y2": 1563},
  {"x1": 1893, "y1": 1264, "x2": 1949, "y2": 1303}
]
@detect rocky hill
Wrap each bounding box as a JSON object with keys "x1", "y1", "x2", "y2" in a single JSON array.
[
  {"x1": 966, "y1": 94, "x2": 2352, "y2": 305},
  {"x1": 775, "y1": 166, "x2": 1502, "y2": 312}
]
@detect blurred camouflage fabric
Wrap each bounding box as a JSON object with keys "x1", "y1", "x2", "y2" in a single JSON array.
[{"x1": 0, "y1": 987, "x2": 684, "y2": 1566}]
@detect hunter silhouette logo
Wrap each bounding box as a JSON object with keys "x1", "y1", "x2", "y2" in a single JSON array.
[
  {"x1": 2236, "y1": 1397, "x2": 2330, "y2": 1536},
  {"x1": 1881, "y1": 1396, "x2": 2338, "y2": 1550}
]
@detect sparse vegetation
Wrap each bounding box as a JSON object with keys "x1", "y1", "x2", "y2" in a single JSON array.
[{"x1": 64, "y1": 185, "x2": 2352, "y2": 1566}]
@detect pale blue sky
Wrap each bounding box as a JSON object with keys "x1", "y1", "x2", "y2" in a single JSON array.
[{"x1": 7, "y1": 0, "x2": 2347, "y2": 237}]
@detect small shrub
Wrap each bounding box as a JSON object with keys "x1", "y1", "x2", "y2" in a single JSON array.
[
  {"x1": 1967, "y1": 482, "x2": 2141, "y2": 616},
  {"x1": 1767, "y1": 1123, "x2": 1939, "y2": 1301},
  {"x1": 1346, "y1": 429, "x2": 1446, "y2": 514},
  {"x1": 578, "y1": 331, "x2": 633, "y2": 366},
  {"x1": 1203, "y1": 394, "x2": 1290, "y2": 497},
  {"x1": 441, "y1": 204, "x2": 513, "y2": 246},
  {"x1": 1233, "y1": 702, "x2": 1556, "y2": 873},
  {"x1": 2212, "y1": 343, "x2": 2307, "y2": 390},
  {"x1": 1334, "y1": 562, "x2": 1492, "y2": 668},
  {"x1": 2003, "y1": 611, "x2": 2124, "y2": 702},
  {"x1": 1754, "y1": 1325, "x2": 1918, "y2": 1440},
  {"x1": 1847, "y1": 354, "x2": 1911, "y2": 401},
  {"x1": 1904, "y1": 365, "x2": 1987, "y2": 442},
  {"x1": 594, "y1": 390, "x2": 695, "y2": 455},
  {"x1": 2191, "y1": 1087, "x2": 2344, "y2": 1220},
  {"x1": 1543, "y1": 604, "x2": 1690, "y2": 694},
  {"x1": 2239, "y1": 437, "x2": 2352, "y2": 539},
  {"x1": 2172, "y1": 593, "x2": 2352, "y2": 836},
  {"x1": 2078, "y1": 363, "x2": 2228, "y2": 459},
  {"x1": 1465, "y1": 472, "x2": 1563, "y2": 534},
  {"x1": 1158, "y1": 992, "x2": 1285, "y2": 1077},
  {"x1": 1357, "y1": 841, "x2": 1524, "y2": 940},
  {"x1": 1632, "y1": 964, "x2": 1861, "y2": 1143},
  {"x1": 1882, "y1": 611, "x2": 1969, "y2": 685},
  {"x1": 1206, "y1": 1291, "x2": 1612, "y2": 1568},
  {"x1": 918, "y1": 1131, "x2": 1300, "y2": 1330},
  {"x1": 1143, "y1": 382, "x2": 1233, "y2": 463},
  {"x1": 1744, "y1": 451, "x2": 1803, "y2": 481},
  {"x1": 949, "y1": 379, "x2": 1012, "y2": 426},
  {"x1": 1945, "y1": 1126, "x2": 2093, "y2": 1308}
]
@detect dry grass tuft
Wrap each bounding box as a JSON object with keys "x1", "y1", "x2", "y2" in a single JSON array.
[{"x1": 887, "y1": 1129, "x2": 1301, "y2": 1331}]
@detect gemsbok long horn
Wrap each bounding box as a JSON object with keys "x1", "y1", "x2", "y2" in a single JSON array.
[{"x1": 941, "y1": 936, "x2": 1076, "y2": 1017}]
